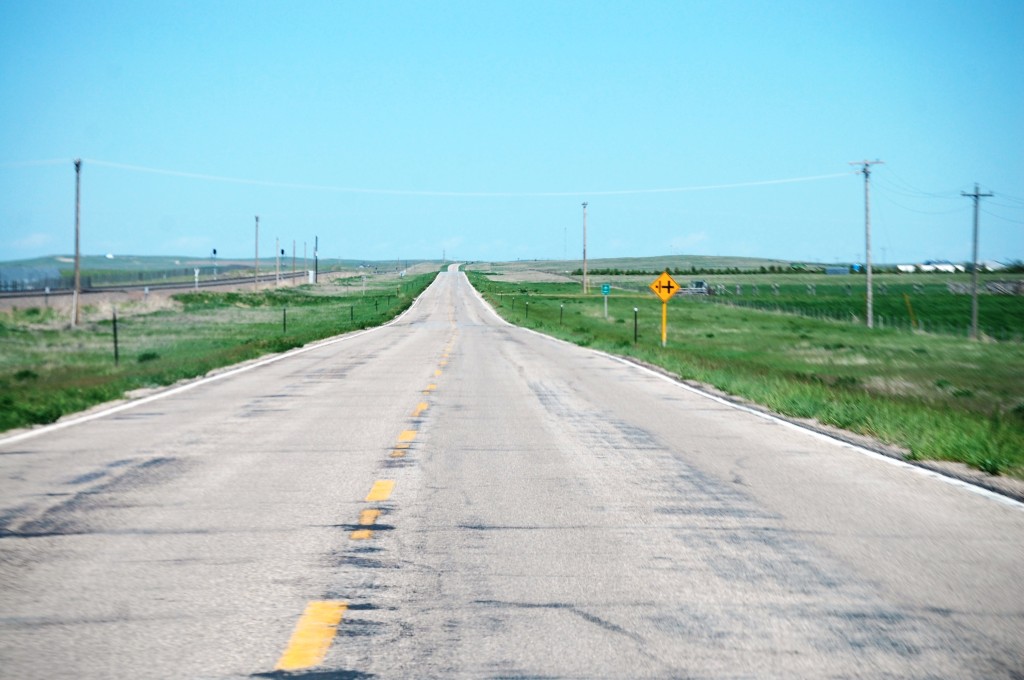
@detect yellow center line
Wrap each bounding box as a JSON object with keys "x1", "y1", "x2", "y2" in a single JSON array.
[
  {"x1": 351, "y1": 506, "x2": 384, "y2": 539},
  {"x1": 390, "y1": 449, "x2": 406, "y2": 458},
  {"x1": 398, "y1": 430, "x2": 417, "y2": 443},
  {"x1": 274, "y1": 600, "x2": 348, "y2": 671},
  {"x1": 424, "y1": 383, "x2": 437, "y2": 393},
  {"x1": 365, "y1": 479, "x2": 395, "y2": 502},
  {"x1": 412, "y1": 402, "x2": 429, "y2": 418},
  {"x1": 434, "y1": 369, "x2": 443, "y2": 377}
]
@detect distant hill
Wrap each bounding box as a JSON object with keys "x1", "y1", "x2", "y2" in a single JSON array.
[{"x1": 0, "y1": 254, "x2": 432, "y2": 272}]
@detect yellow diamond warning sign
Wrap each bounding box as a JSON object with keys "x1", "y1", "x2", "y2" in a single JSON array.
[{"x1": 649, "y1": 272, "x2": 680, "y2": 303}]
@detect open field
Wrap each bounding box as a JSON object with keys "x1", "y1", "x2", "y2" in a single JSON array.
[
  {"x1": 0, "y1": 270, "x2": 438, "y2": 432},
  {"x1": 466, "y1": 269, "x2": 1024, "y2": 479},
  {"x1": 468, "y1": 258, "x2": 1024, "y2": 341},
  {"x1": 1, "y1": 254, "x2": 442, "y2": 292}
]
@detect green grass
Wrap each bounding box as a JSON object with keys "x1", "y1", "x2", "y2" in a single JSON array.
[
  {"x1": 468, "y1": 271, "x2": 1024, "y2": 478},
  {"x1": 0, "y1": 273, "x2": 437, "y2": 432}
]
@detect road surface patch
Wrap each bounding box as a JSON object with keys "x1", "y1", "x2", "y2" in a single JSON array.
[{"x1": 274, "y1": 600, "x2": 348, "y2": 671}]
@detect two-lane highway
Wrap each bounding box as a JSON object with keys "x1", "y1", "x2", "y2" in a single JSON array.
[{"x1": 1, "y1": 268, "x2": 1021, "y2": 678}]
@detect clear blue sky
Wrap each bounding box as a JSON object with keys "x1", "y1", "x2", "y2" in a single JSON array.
[{"x1": 2, "y1": 0, "x2": 1021, "y2": 265}]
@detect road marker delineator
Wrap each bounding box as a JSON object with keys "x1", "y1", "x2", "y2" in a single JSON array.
[
  {"x1": 274, "y1": 600, "x2": 348, "y2": 671},
  {"x1": 365, "y1": 480, "x2": 395, "y2": 502}
]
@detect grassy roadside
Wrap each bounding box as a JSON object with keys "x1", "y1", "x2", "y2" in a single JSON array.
[
  {"x1": 467, "y1": 271, "x2": 1024, "y2": 478},
  {"x1": 0, "y1": 272, "x2": 438, "y2": 432}
]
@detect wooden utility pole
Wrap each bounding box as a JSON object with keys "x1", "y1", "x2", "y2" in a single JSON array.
[
  {"x1": 581, "y1": 202, "x2": 589, "y2": 294},
  {"x1": 962, "y1": 183, "x2": 993, "y2": 340},
  {"x1": 73, "y1": 159, "x2": 82, "y2": 327},
  {"x1": 850, "y1": 160, "x2": 883, "y2": 328},
  {"x1": 254, "y1": 216, "x2": 259, "y2": 292}
]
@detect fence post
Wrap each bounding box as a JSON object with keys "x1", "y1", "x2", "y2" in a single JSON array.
[{"x1": 112, "y1": 308, "x2": 119, "y2": 366}]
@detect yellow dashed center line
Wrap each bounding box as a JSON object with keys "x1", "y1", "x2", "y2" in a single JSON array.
[
  {"x1": 365, "y1": 479, "x2": 395, "y2": 502},
  {"x1": 274, "y1": 600, "x2": 348, "y2": 671},
  {"x1": 434, "y1": 369, "x2": 443, "y2": 377},
  {"x1": 398, "y1": 430, "x2": 417, "y2": 443},
  {"x1": 350, "y1": 509, "x2": 381, "y2": 539},
  {"x1": 412, "y1": 402, "x2": 429, "y2": 418},
  {"x1": 424, "y1": 383, "x2": 437, "y2": 393}
]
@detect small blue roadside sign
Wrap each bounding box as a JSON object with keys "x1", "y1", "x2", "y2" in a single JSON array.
[{"x1": 601, "y1": 283, "x2": 611, "y2": 295}]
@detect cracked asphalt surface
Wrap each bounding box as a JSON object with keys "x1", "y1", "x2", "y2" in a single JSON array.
[{"x1": 1, "y1": 268, "x2": 1022, "y2": 678}]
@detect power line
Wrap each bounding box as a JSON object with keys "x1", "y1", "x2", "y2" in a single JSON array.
[
  {"x1": 876, "y1": 191, "x2": 969, "y2": 216},
  {"x1": 876, "y1": 166, "x2": 961, "y2": 199},
  {"x1": 74, "y1": 158, "x2": 852, "y2": 197},
  {"x1": 981, "y1": 208, "x2": 1024, "y2": 225},
  {"x1": 0, "y1": 159, "x2": 69, "y2": 168}
]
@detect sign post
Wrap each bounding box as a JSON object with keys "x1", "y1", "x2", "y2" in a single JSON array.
[
  {"x1": 601, "y1": 283, "x2": 610, "y2": 318},
  {"x1": 648, "y1": 271, "x2": 680, "y2": 347}
]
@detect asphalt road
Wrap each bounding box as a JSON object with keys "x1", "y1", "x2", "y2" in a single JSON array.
[{"x1": 1, "y1": 268, "x2": 1022, "y2": 679}]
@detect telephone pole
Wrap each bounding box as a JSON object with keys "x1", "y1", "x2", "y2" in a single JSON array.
[
  {"x1": 850, "y1": 160, "x2": 883, "y2": 328},
  {"x1": 254, "y1": 215, "x2": 259, "y2": 292},
  {"x1": 962, "y1": 183, "x2": 993, "y2": 340},
  {"x1": 73, "y1": 159, "x2": 82, "y2": 327},
  {"x1": 581, "y1": 202, "x2": 589, "y2": 294}
]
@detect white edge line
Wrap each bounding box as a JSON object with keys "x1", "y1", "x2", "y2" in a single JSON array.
[
  {"x1": 464, "y1": 276, "x2": 1024, "y2": 511},
  {"x1": 0, "y1": 277, "x2": 436, "y2": 448}
]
